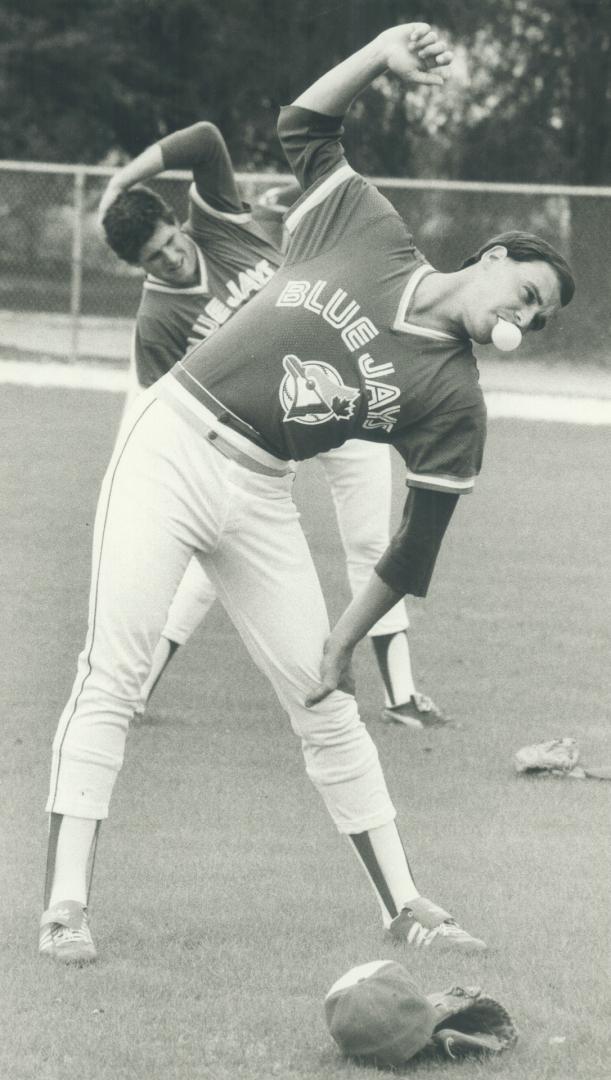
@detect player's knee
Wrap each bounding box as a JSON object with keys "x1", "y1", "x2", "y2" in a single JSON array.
[
  {"x1": 303, "y1": 723, "x2": 381, "y2": 789},
  {"x1": 296, "y1": 696, "x2": 378, "y2": 769},
  {"x1": 290, "y1": 689, "x2": 360, "y2": 737}
]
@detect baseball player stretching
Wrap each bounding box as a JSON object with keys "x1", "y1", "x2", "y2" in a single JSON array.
[
  {"x1": 40, "y1": 23, "x2": 574, "y2": 964},
  {"x1": 98, "y1": 121, "x2": 445, "y2": 729}
]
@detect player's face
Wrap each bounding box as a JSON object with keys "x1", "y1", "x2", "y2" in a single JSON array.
[
  {"x1": 466, "y1": 249, "x2": 562, "y2": 344},
  {"x1": 138, "y1": 222, "x2": 199, "y2": 286}
]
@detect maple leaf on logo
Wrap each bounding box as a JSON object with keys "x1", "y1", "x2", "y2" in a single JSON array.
[{"x1": 331, "y1": 396, "x2": 355, "y2": 419}]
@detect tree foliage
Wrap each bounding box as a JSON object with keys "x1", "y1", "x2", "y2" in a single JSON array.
[{"x1": 0, "y1": 0, "x2": 609, "y2": 182}]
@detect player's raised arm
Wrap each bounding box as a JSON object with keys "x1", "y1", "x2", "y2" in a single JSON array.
[
  {"x1": 98, "y1": 122, "x2": 242, "y2": 226},
  {"x1": 293, "y1": 23, "x2": 452, "y2": 116},
  {"x1": 278, "y1": 24, "x2": 452, "y2": 207},
  {"x1": 97, "y1": 141, "x2": 163, "y2": 226}
]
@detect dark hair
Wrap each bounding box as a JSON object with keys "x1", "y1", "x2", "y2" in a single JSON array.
[
  {"x1": 102, "y1": 185, "x2": 177, "y2": 264},
  {"x1": 461, "y1": 230, "x2": 575, "y2": 307}
]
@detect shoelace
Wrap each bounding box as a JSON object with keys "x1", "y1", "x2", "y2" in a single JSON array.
[
  {"x1": 437, "y1": 921, "x2": 469, "y2": 940},
  {"x1": 406, "y1": 920, "x2": 442, "y2": 947},
  {"x1": 52, "y1": 922, "x2": 90, "y2": 944}
]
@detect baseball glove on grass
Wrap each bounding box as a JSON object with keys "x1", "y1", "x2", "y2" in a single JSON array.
[
  {"x1": 514, "y1": 737, "x2": 580, "y2": 775},
  {"x1": 427, "y1": 986, "x2": 518, "y2": 1058},
  {"x1": 514, "y1": 739, "x2": 611, "y2": 780}
]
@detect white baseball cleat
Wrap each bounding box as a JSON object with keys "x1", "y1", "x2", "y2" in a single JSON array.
[
  {"x1": 389, "y1": 896, "x2": 487, "y2": 953},
  {"x1": 381, "y1": 692, "x2": 450, "y2": 730},
  {"x1": 39, "y1": 900, "x2": 97, "y2": 964}
]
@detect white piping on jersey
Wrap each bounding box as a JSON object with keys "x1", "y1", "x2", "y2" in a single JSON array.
[
  {"x1": 394, "y1": 263, "x2": 462, "y2": 341},
  {"x1": 405, "y1": 467, "x2": 475, "y2": 492},
  {"x1": 284, "y1": 164, "x2": 354, "y2": 234},
  {"x1": 189, "y1": 182, "x2": 252, "y2": 223},
  {"x1": 143, "y1": 241, "x2": 209, "y2": 295}
]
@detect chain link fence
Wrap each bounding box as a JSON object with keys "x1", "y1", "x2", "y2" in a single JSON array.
[{"x1": 1, "y1": 161, "x2": 609, "y2": 366}]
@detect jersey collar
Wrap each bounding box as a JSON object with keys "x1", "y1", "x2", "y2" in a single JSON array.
[
  {"x1": 143, "y1": 237, "x2": 209, "y2": 295},
  {"x1": 394, "y1": 263, "x2": 462, "y2": 341}
]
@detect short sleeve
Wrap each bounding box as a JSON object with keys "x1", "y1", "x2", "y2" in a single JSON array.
[
  {"x1": 278, "y1": 106, "x2": 347, "y2": 190},
  {"x1": 277, "y1": 107, "x2": 404, "y2": 268},
  {"x1": 159, "y1": 122, "x2": 244, "y2": 216},
  {"x1": 393, "y1": 402, "x2": 487, "y2": 494}
]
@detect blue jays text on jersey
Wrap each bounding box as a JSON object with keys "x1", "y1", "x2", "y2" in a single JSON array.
[
  {"x1": 275, "y1": 277, "x2": 402, "y2": 434},
  {"x1": 185, "y1": 258, "x2": 277, "y2": 348}
]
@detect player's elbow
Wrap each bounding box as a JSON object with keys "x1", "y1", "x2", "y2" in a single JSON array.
[
  {"x1": 192, "y1": 121, "x2": 223, "y2": 145},
  {"x1": 177, "y1": 121, "x2": 225, "y2": 157}
]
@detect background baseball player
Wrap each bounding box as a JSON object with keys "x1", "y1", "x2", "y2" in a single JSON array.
[
  {"x1": 39, "y1": 22, "x2": 573, "y2": 966},
  {"x1": 98, "y1": 120, "x2": 446, "y2": 730}
]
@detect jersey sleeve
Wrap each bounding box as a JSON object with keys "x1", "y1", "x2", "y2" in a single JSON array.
[
  {"x1": 393, "y1": 401, "x2": 487, "y2": 495},
  {"x1": 277, "y1": 105, "x2": 404, "y2": 267},
  {"x1": 374, "y1": 401, "x2": 487, "y2": 594},
  {"x1": 278, "y1": 105, "x2": 347, "y2": 190},
  {"x1": 159, "y1": 122, "x2": 244, "y2": 215},
  {"x1": 161, "y1": 124, "x2": 280, "y2": 257}
]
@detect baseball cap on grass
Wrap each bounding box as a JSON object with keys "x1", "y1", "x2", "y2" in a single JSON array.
[{"x1": 324, "y1": 959, "x2": 437, "y2": 1066}]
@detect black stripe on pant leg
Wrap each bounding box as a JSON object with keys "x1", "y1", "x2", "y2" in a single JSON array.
[
  {"x1": 43, "y1": 812, "x2": 63, "y2": 908},
  {"x1": 349, "y1": 830, "x2": 398, "y2": 920},
  {"x1": 145, "y1": 639, "x2": 180, "y2": 705},
  {"x1": 371, "y1": 632, "x2": 401, "y2": 703},
  {"x1": 86, "y1": 821, "x2": 101, "y2": 907}
]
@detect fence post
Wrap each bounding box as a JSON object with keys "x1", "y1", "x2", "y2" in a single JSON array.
[{"x1": 70, "y1": 168, "x2": 85, "y2": 363}]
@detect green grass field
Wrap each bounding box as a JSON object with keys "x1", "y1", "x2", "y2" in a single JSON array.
[{"x1": 1, "y1": 385, "x2": 609, "y2": 1080}]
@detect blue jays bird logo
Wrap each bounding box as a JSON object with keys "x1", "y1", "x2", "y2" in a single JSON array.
[{"x1": 279, "y1": 354, "x2": 360, "y2": 425}]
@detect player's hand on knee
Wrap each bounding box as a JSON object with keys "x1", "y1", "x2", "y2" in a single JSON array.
[
  {"x1": 381, "y1": 24, "x2": 453, "y2": 86},
  {"x1": 305, "y1": 641, "x2": 356, "y2": 707}
]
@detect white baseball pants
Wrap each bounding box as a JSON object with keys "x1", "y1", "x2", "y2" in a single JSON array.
[
  {"x1": 162, "y1": 437, "x2": 409, "y2": 645},
  {"x1": 47, "y1": 386, "x2": 396, "y2": 834}
]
